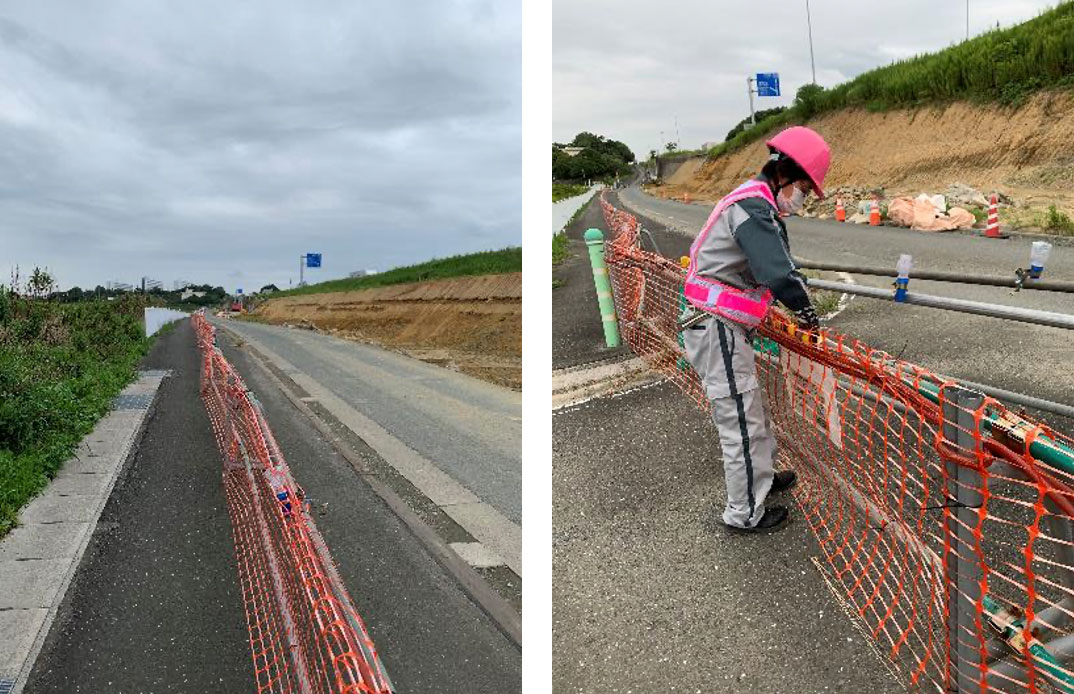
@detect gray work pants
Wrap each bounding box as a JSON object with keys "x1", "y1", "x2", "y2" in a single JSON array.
[{"x1": 682, "y1": 315, "x2": 776, "y2": 528}]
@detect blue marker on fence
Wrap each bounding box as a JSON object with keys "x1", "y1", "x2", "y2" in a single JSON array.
[{"x1": 894, "y1": 254, "x2": 912, "y2": 303}]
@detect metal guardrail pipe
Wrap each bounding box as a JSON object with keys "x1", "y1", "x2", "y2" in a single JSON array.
[
  {"x1": 796, "y1": 259, "x2": 1074, "y2": 293},
  {"x1": 806, "y1": 278, "x2": 1074, "y2": 331}
]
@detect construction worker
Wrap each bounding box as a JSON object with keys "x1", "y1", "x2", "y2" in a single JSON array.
[{"x1": 681, "y1": 126, "x2": 830, "y2": 533}]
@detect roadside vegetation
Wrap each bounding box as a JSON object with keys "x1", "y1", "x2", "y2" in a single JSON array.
[
  {"x1": 272, "y1": 247, "x2": 522, "y2": 298},
  {"x1": 553, "y1": 132, "x2": 635, "y2": 182},
  {"x1": 0, "y1": 269, "x2": 149, "y2": 537},
  {"x1": 710, "y1": 3, "x2": 1074, "y2": 158},
  {"x1": 553, "y1": 183, "x2": 589, "y2": 202}
]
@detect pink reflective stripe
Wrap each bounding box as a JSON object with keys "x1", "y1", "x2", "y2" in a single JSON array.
[
  {"x1": 717, "y1": 288, "x2": 770, "y2": 319},
  {"x1": 683, "y1": 280, "x2": 712, "y2": 305},
  {"x1": 687, "y1": 180, "x2": 777, "y2": 282}
]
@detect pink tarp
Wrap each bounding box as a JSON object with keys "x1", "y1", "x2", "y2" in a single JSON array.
[{"x1": 887, "y1": 197, "x2": 975, "y2": 231}]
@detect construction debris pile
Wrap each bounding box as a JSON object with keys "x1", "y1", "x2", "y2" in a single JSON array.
[{"x1": 800, "y1": 182, "x2": 1001, "y2": 231}]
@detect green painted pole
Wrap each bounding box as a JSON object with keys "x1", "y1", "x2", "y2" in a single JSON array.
[{"x1": 584, "y1": 228, "x2": 621, "y2": 348}]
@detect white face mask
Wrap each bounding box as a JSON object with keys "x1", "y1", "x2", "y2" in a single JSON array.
[{"x1": 777, "y1": 185, "x2": 807, "y2": 215}]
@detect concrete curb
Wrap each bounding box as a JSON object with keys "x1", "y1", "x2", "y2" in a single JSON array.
[{"x1": 0, "y1": 370, "x2": 168, "y2": 694}]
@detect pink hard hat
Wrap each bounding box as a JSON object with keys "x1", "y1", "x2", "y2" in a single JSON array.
[{"x1": 766, "y1": 126, "x2": 831, "y2": 199}]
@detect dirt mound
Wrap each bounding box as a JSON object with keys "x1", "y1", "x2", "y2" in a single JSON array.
[
  {"x1": 653, "y1": 90, "x2": 1074, "y2": 223},
  {"x1": 252, "y1": 273, "x2": 522, "y2": 389}
]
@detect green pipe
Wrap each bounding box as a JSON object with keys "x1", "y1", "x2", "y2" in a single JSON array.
[
  {"x1": 902, "y1": 376, "x2": 1074, "y2": 477},
  {"x1": 982, "y1": 594, "x2": 1074, "y2": 692},
  {"x1": 747, "y1": 335, "x2": 1074, "y2": 475},
  {"x1": 584, "y1": 228, "x2": 621, "y2": 348}
]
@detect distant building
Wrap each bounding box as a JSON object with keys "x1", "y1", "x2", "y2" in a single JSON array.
[
  {"x1": 259, "y1": 284, "x2": 280, "y2": 293},
  {"x1": 561, "y1": 146, "x2": 584, "y2": 157},
  {"x1": 348, "y1": 269, "x2": 378, "y2": 278},
  {"x1": 142, "y1": 277, "x2": 163, "y2": 291},
  {"x1": 106, "y1": 281, "x2": 134, "y2": 292},
  {"x1": 181, "y1": 289, "x2": 207, "y2": 301},
  {"x1": 173, "y1": 279, "x2": 192, "y2": 290}
]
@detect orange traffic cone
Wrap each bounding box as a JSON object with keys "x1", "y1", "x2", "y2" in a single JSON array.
[
  {"x1": 835, "y1": 198, "x2": 846, "y2": 222},
  {"x1": 869, "y1": 198, "x2": 881, "y2": 226},
  {"x1": 985, "y1": 192, "x2": 1001, "y2": 238}
]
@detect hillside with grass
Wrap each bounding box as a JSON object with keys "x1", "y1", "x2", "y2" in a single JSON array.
[
  {"x1": 656, "y1": 3, "x2": 1074, "y2": 234},
  {"x1": 250, "y1": 248, "x2": 523, "y2": 388},
  {"x1": 273, "y1": 247, "x2": 521, "y2": 298}
]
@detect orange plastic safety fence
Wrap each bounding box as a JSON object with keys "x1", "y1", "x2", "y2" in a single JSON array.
[
  {"x1": 192, "y1": 311, "x2": 393, "y2": 694},
  {"x1": 600, "y1": 193, "x2": 1074, "y2": 693}
]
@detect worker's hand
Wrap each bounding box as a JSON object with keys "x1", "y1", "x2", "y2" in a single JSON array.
[{"x1": 794, "y1": 305, "x2": 820, "y2": 331}]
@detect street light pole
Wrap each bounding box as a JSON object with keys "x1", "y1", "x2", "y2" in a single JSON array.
[
  {"x1": 806, "y1": 0, "x2": 817, "y2": 83},
  {"x1": 966, "y1": 0, "x2": 970, "y2": 40}
]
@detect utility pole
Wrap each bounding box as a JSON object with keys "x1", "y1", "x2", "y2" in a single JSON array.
[
  {"x1": 298, "y1": 255, "x2": 304, "y2": 286},
  {"x1": 675, "y1": 115, "x2": 680, "y2": 150},
  {"x1": 806, "y1": 0, "x2": 817, "y2": 83},
  {"x1": 746, "y1": 76, "x2": 756, "y2": 126},
  {"x1": 966, "y1": 0, "x2": 970, "y2": 40}
]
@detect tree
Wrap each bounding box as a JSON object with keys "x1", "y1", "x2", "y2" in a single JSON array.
[
  {"x1": 27, "y1": 267, "x2": 55, "y2": 299},
  {"x1": 794, "y1": 83, "x2": 825, "y2": 119},
  {"x1": 665, "y1": 141, "x2": 678, "y2": 153}
]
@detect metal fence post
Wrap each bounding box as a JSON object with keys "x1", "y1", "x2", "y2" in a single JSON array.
[
  {"x1": 584, "y1": 228, "x2": 621, "y2": 348},
  {"x1": 943, "y1": 386, "x2": 985, "y2": 692}
]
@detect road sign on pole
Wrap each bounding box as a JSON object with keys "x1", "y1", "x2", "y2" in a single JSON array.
[
  {"x1": 305, "y1": 253, "x2": 322, "y2": 268},
  {"x1": 237, "y1": 288, "x2": 243, "y2": 295},
  {"x1": 756, "y1": 73, "x2": 780, "y2": 97}
]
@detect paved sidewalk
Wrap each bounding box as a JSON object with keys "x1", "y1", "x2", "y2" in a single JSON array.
[
  {"x1": 0, "y1": 368, "x2": 169, "y2": 693},
  {"x1": 553, "y1": 381, "x2": 904, "y2": 693}
]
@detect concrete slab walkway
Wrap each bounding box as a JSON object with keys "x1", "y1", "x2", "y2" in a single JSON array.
[{"x1": 0, "y1": 370, "x2": 168, "y2": 694}]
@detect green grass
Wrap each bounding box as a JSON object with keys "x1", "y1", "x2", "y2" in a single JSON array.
[
  {"x1": 553, "y1": 182, "x2": 589, "y2": 202},
  {"x1": 1044, "y1": 205, "x2": 1074, "y2": 235},
  {"x1": 0, "y1": 292, "x2": 149, "y2": 537},
  {"x1": 706, "y1": 3, "x2": 1074, "y2": 158},
  {"x1": 272, "y1": 247, "x2": 522, "y2": 298},
  {"x1": 552, "y1": 231, "x2": 569, "y2": 265}
]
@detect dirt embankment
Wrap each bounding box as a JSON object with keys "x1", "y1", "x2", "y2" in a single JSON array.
[
  {"x1": 653, "y1": 91, "x2": 1074, "y2": 225},
  {"x1": 251, "y1": 273, "x2": 522, "y2": 389}
]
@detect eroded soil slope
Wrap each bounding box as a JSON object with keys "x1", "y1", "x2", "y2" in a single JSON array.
[
  {"x1": 654, "y1": 90, "x2": 1074, "y2": 219},
  {"x1": 251, "y1": 273, "x2": 522, "y2": 389}
]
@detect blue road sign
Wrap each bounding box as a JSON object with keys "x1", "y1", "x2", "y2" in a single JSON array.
[
  {"x1": 756, "y1": 73, "x2": 780, "y2": 97},
  {"x1": 237, "y1": 288, "x2": 243, "y2": 295},
  {"x1": 305, "y1": 253, "x2": 322, "y2": 268}
]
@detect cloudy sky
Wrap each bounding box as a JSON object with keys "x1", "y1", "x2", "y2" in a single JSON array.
[
  {"x1": 554, "y1": 0, "x2": 1057, "y2": 160},
  {"x1": 0, "y1": 0, "x2": 520, "y2": 292}
]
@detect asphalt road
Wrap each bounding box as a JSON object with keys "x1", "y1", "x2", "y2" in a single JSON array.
[
  {"x1": 221, "y1": 320, "x2": 522, "y2": 524},
  {"x1": 26, "y1": 320, "x2": 520, "y2": 693},
  {"x1": 553, "y1": 380, "x2": 904, "y2": 693},
  {"x1": 617, "y1": 185, "x2": 1074, "y2": 421}
]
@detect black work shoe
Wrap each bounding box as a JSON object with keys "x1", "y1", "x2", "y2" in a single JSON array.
[
  {"x1": 771, "y1": 470, "x2": 798, "y2": 494},
  {"x1": 725, "y1": 505, "x2": 790, "y2": 533}
]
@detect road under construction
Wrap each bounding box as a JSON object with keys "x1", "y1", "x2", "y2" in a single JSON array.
[
  {"x1": 552, "y1": 184, "x2": 1074, "y2": 693},
  {"x1": 17, "y1": 316, "x2": 521, "y2": 693}
]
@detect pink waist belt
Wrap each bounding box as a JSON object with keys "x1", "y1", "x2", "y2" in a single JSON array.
[{"x1": 683, "y1": 278, "x2": 772, "y2": 329}]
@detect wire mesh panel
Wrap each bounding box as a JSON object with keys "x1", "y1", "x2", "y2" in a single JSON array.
[
  {"x1": 599, "y1": 193, "x2": 1074, "y2": 693},
  {"x1": 193, "y1": 311, "x2": 393, "y2": 694}
]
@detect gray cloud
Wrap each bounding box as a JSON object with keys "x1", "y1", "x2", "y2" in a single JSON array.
[
  {"x1": 554, "y1": 0, "x2": 1055, "y2": 159},
  {"x1": 0, "y1": 0, "x2": 520, "y2": 291}
]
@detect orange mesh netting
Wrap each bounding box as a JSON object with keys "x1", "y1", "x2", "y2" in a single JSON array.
[
  {"x1": 192, "y1": 311, "x2": 393, "y2": 694},
  {"x1": 599, "y1": 193, "x2": 1074, "y2": 693}
]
